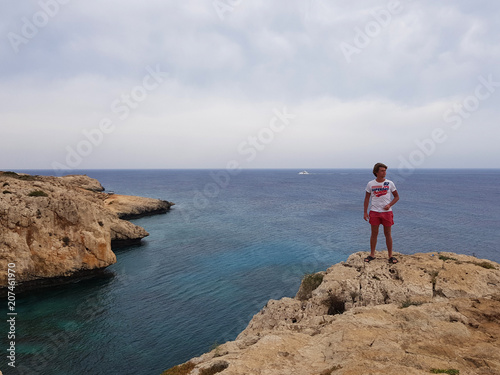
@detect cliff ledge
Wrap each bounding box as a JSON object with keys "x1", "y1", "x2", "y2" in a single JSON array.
[{"x1": 164, "y1": 251, "x2": 500, "y2": 375}]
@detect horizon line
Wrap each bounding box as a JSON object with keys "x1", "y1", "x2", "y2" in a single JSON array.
[{"x1": 4, "y1": 167, "x2": 500, "y2": 171}]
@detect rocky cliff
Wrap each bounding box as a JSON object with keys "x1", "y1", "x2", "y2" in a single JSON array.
[
  {"x1": 0, "y1": 171, "x2": 172, "y2": 291},
  {"x1": 163, "y1": 251, "x2": 500, "y2": 375},
  {"x1": 105, "y1": 193, "x2": 174, "y2": 220}
]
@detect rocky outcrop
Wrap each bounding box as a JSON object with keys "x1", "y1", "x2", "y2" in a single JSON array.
[
  {"x1": 163, "y1": 251, "x2": 500, "y2": 375},
  {"x1": 0, "y1": 172, "x2": 171, "y2": 291},
  {"x1": 60, "y1": 174, "x2": 105, "y2": 192},
  {"x1": 105, "y1": 194, "x2": 174, "y2": 220}
]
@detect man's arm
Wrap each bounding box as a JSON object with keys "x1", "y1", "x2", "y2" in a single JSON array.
[
  {"x1": 383, "y1": 190, "x2": 399, "y2": 210},
  {"x1": 364, "y1": 191, "x2": 371, "y2": 221}
]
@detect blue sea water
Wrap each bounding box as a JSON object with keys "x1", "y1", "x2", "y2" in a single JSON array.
[{"x1": 2, "y1": 169, "x2": 500, "y2": 375}]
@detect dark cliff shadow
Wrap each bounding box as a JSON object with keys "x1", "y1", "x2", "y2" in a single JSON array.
[
  {"x1": 1, "y1": 268, "x2": 115, "y2": 298},
  {"x1": 111, "y1": 238, "x2": 149, "y2": 253}
]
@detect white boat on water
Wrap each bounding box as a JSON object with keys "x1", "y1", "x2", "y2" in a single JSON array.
[{"x1": 298, "y1": 170, "x2": 309, "y2": 175}]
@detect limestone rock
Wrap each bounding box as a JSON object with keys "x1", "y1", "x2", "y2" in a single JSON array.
[
  {"x1": 163, "y1": 251, "x2": 500, "y2": 375},
  {"x1": 105, "y1": 194, "x2": 174, "y2": 220},
  {"x1": 0, "y1": 172, "x2": 170, "y2": 290},
  {"x1": 60, "y1": 174, "x2": 105, "y2": 192}
]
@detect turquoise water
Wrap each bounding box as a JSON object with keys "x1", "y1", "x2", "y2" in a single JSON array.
[{"x1": 3, "y1": 169, "x2": 500, "y2": 374}]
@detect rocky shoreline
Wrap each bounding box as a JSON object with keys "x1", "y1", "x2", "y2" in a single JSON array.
[
  {"x1": 105, "y1": 193, "x2": 174, "y2": 221},
  {"x1": 0, "y1": 171, "x2": 173, "y2": 293},
  {"x1": 163, "y1": 251, "x2": 500, "y2": 375}
]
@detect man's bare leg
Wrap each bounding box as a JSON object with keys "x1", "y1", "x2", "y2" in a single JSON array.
[
  {"x1": 370, "y1": 225, "x2": 379, "y2": 257},
  {"x1": 384, "y1": 225, "x2": 392, "y2": 259}
]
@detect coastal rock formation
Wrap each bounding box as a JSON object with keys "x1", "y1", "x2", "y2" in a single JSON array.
[
  {"x1": 0, "y1": 172, "x2": 171, "y2": 290},
  {"x1": 60, "y1": 174, "x2": 105, "y2": 192},
  {"x1": 163, "y1": 252, "x2": 500, "y2": 375},
  {"x1": 105, "y1": 194, "x2": 174, "y2": 220}
]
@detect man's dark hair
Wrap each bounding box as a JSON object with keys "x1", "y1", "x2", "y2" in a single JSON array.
[{"x1": 373, "y1": 162, "x2": 388, "y2": 177}]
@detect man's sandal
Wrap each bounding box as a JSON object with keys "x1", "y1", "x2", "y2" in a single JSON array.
[
  {"x1": 364, "y1": 256, "x2": 375, "y2": 263},
  {"x1": 388, "y1": 257, "x2": 398, "y2": 264}
]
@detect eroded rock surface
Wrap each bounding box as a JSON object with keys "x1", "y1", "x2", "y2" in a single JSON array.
[
  {"x1": 164, "y1": 252, "x2": 500, "y2": 375},
  {"x1": 60, "y1": 174, "x2": 105, "y2": 192},
  {"x1": 0, "y1": 172, "x2": 171, "y2": 290},
  {"x1": 105, "y1": 194, "x2": 174, "y2": 220}
]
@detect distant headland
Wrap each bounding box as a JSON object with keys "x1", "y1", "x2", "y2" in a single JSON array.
[{"x1": 0, "y1": 171, "x2": 174, "y2": 292}]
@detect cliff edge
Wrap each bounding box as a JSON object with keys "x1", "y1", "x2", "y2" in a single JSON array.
[
  {"x1": 0, "y1": 172, "x2": 172, "y2": 291},
  {"x1": 163, "y1": 251, "x2": 500, "y2": 375},
  {"x1": 105, "y1": 194, "x2": 174, "y2": 220}
]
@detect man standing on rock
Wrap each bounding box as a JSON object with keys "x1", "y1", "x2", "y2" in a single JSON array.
[{"x1": 364, "y1": 163, "x2": 400, "y2": 264}]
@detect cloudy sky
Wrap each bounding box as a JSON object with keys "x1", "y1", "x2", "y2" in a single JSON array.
[{"x1": 1, "y1": 0, "x2": 499, "y2": 171}]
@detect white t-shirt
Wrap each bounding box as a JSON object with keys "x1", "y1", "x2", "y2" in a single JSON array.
[{"x1": 365, "y1": 179, "x2": 397, "y2": 212}]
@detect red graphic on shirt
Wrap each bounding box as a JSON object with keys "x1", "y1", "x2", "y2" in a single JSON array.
[{"x1": 372, "y1": 185, "x2": 389, "y2": 197}]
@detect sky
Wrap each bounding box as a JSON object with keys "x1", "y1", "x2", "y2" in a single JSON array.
[{"x1": 1, "y1": 0, "x2": 499, "y2": 171}]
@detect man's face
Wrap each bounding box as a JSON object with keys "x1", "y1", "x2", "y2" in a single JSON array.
[{"x1": 377, "y1": 167, "x2": 387, "y2": 179}]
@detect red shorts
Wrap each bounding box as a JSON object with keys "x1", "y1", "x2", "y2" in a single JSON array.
[{"x1": 369, "y1": 211, "x2": 394, "y2": 227}]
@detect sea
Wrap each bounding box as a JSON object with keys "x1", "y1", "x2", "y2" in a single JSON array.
[{"x1": 2, "y1": 169, "x2": 500, "y2": 375}]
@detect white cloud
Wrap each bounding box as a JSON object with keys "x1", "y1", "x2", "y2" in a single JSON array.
[{"x1": 1, "y1": 1, "x2": 499, "y2": 170}]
